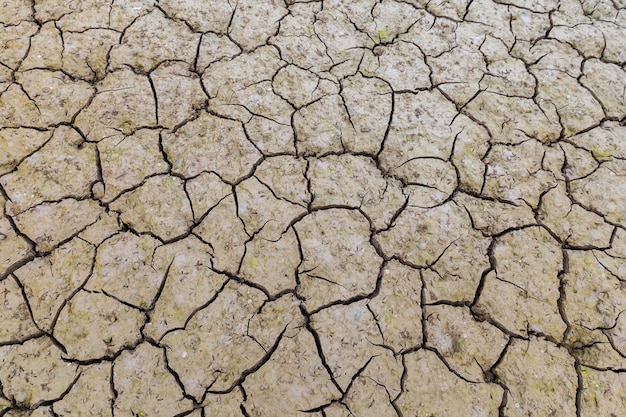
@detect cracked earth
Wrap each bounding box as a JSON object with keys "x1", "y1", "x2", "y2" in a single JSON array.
[{"x1": 1, "y1": 0, "x2": 626, "y2": 416}]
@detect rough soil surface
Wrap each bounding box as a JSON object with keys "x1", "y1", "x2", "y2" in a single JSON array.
[{"x1": 1, "y1": 0, "x2": 626, "y2": 416}]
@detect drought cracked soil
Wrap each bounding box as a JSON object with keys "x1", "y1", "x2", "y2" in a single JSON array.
[{"x1": 1, "y1": 0, "x2": 626, "y2": 416}]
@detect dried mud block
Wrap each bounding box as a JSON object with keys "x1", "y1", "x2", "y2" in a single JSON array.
[
  {"x1": 229, "y1": 0, "x2": 287, "y2": 51},
  {"x1": 427, "y1": 0, "x2": 474, "y2": 19},
  {"x1": 0, "y1": 275, "x2": 40, "y2": 343},
  {"x1": 596, "y1": 21, "x2": 626, "y2": 65},
  {"x1": 564, "y1": 251, "x2": 626, "y2": 342},
  {"x1": 398, "y1": 11, "x2": 453, "y2": 56},
  {"x1": 222, "y1": 80, "x2": 294, "y2": 124},
  {"x1": 193, "y1": 194, "x2": 249, "y2": 272},
  {"x1": 184, "y1": 172, "x2": 232, "y2": 220},
  {"x1": 464, "y1": 92, "x2": 561, "y2": 144},
  {"x1": 512, "y1": 16, "x2": 553, "y2": 46},
  {"x1": 14, "y1": 237, "x2": 94, "y2": 332},
  {"x1": 293, "y1": 94, "x2": 356, "y2": 155},
  {"x1": 20, "y1": 22, "x2": 62, "y2": 70},
  {"x1": 108, "y1": 0, "x2": 156, "y2": 31},
  {"x1": 360, "y1": 351, "x2": 403, "y2": 399},
  {"x1": 574, "y1": 310, "x2": 626, "y2": 369},
  {"x1": 0, "y1": 0, "x2": 33, "y2": 25},
  {"x1": 14, "y1": 198, "x2": 102, "y2": 253},
  {"x1": 242, "y1": 328, "x2": 342, "y2": 416},
  {"x1": 525, "y1": 39, "x2": 584, "y2": 77},
  {"x1": 160, "y1": 0, "x2": 234, "y2": 33},
  {"x1": 339, "y1": 74, "x2": 392, "y2": 154},
  {"x1": 311, "y1": 301, "x2": 385, "y2": 390},
  {"x1": 36, "y1": 0, "x2": 109, "y2": 31},
  {"x1": 52, "y1": 362, "x2": 113, "y2": 417},
  {"x1": 108, "y1": 8, "x2": 199, "y2": 72},
  {"x1": 324, "y1": 403, "x2": 351, "y2": 417},
  {"x1": 0, "y1": 337, "x2": 79, "y2": 407},
  {"x1": 431, "y1": 45, "x2": 485, "y2": 105},
  {"x1": 113, "y1": 343, "x2": 193, "y2": 417},
  {"x1": 571, "y1": 159, "x2": 626, "y2": 228},
  {"x1": 0, "y1": 215, "x2": 33, "y2": 278},
  {"x1": 580, "y1": 58, "x2": 626, "y2": 119},
  {"x1": 54, "y1": 290, "x2": 144, "y2": 361},
  {"x1": 425, "y1": 305, "x2": 508, "y2": 382},
  {"x1": 203, "y1": 390, "x2": 244, "y2": 416},
  {"x1": 496, "y1": 338, "x2": 577, "y2": 417},
  {"x1": 594, "y1": 227, "x2": 626, "y2": 281},
  {"x1": 78, "y1": 211, "x2": 121, "y2": 246},
  {"x1": 482, "y1": 140, "x2": 558, "y2": 207},
  {"x1": 361, "y1": 40, "x2": 431, "y2": 92},
  {"x1": 318, "y1": 0, "x2": 377, "y2": 35},
  {"x1": 542, "y1": 143, "x2": 567, "y2": 180},
  {"x1": 161, "y1": 281, "x2": 267, "y2": 399},
  {"x1": 150, "y1": 62, "x2": 207, "y2": 129},
  {"x1": 479, "y1": 36, "x2": 536, "y2": 97},
  {"x1": 16, "y1": 69, "x2": 95, "y2": 126},
  {"x1": 580, "y1": 368, "x2": 626, "y2": 416},
  {"x1": 390, "y1": 157, "x2": 457, "y2": 204},
  {"x1": 61, "y1": 29, "x2": 120, "y2": 81},
  {"x1": 295, "y1": 209, "x2": 382, "y2": 311},
  {"x1": 269, "y1": 3, "x2": 332, "y2": 72},
  {"x1": 560, "y1": 141, "x2": 598, "y2": 180},
  {"x1": 240, "y1": 228, "x2": 300, "y2": 295},
  {"x1": 244, "y1": 116, "x2": 295, "y2": 155},
  {"x1": 145, "y1": 236, "x2": 226, "y2": 341},
  {"x1": 254, "y1": 156, "x2": 310, "y2": 207},
  {"x1": 111, "y1": 175, "x2": 194, "y2": 241},
  {"x1": 367, "y1": 260, "x2": 423, "y2": 352},
  {"x1": 195, "y1": 33, "x2": 241, "y2": 72},
  {"x1": 475, "y1": 227, "x2": 565, "y2": 338},
  {"x1": 202, "y1": 46, "x2": 282, "y2": 103},
  {"x1": 371, "y1": 0, "x2": 425, "y2": 39},
  {"x1": 343, "y1": 376, "x2": 397, "y2": 417},
  {"x1": 539, "y1": 182, "x2": 614, "y2": 248},
  {"x1": 247, "y1": 294, "x2": 305, "y2": 351},
  {"x1": 380, "y1": 90, "x2": 458, "y2": 169},
  {"x1": 0, "y1": 84, "x2": 43, "y2": 128},
  {"x1": 397, "y1": 349, "x2": 502, "y2": 416},
  {"x1": 549, "y1": 22, "x2": 604, "y2": 57},
  {"x1": 74, "y1": 68, "x2": 156, "y2": 142},
  {"x1": 569, "y1": 122, "x2": 626, "y2": 160},
  {"x1": 236, "y1": 176, "x2": 305, "y2": 240},
  {"x1": 535, "y1": 68, "x2": 604, "y2": 136},
  {"x1": 85, "y1": 232, "x2": 163, "y2": 309},
  {"x1": 0, "y1": 128, "x2": 51, "y2": 175},
  {"x1": 308, "y1": 154, "x2": 405, "y2": 230},
  {"x1": 454, "y1": 193, "x2": 536, "y2": 236},
  {"x1": 98, "y1": 129, "x2": 168, "y2": 202},
  {"x1": 313, "y1": 8, "x2": 373, "y2": 76},
  {"x1": 464, "y1": 0, "x2": 515, "y2": 46},
  {"x1": 0, "y1": 21, "x2": 37, "y2": 70},
  {"x1": 162, "y1": 112, "x2": 261, "y2": 182},
  {"x1": 272, "y1": 65, "x2": 338, "y2": 109},
  {"x1": 1, "y1": 65, "x2": 11, "y2": 84},
  {"x1": 375, "y1": 202, "x2": 489, "y2": 303},
  {"x1": 1, "y1": 126, "x2": 97, "y2": 214},
  {"x1": 574, "y1": 338, "x2": 626, "y2": 369}
]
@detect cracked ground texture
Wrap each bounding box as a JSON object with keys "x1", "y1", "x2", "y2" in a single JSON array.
[{"x1": 1, "y1": 0, "x2": 626, "y2": 416}]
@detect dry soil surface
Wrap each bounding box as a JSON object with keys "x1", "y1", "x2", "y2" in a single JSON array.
[{"x1": 1, "y1": 0, "x2": 626, "y2": 416}]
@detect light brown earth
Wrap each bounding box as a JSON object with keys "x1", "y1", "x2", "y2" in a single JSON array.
[{"x1": 1, "y1": 0, "x2": 626, "y2": 416}]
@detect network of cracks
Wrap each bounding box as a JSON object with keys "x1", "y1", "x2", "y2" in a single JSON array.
[{"x1": 1, "y1": 0, "x2": 626, "y2": 416}]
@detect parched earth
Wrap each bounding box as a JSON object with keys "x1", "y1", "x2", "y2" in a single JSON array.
[{"x1": 1, "y1": 0, "x2": 626, "y2": 416}]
